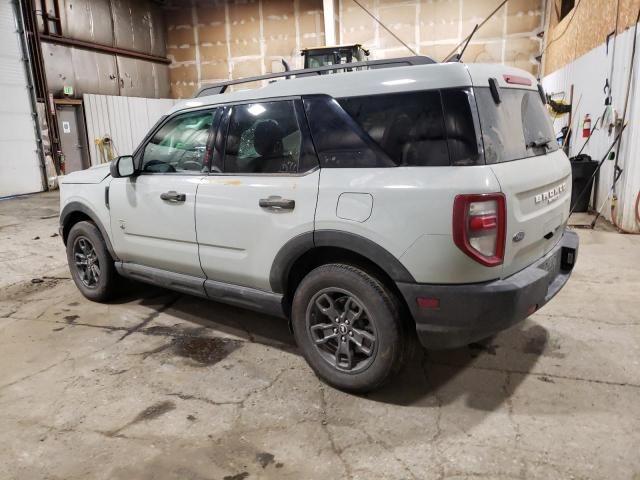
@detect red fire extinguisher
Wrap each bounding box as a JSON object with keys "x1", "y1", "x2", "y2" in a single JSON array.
[{"x1": 582, "y1": 114, "x2": 592, "y2": 138}]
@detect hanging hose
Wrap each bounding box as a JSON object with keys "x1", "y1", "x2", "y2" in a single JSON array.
[{"x1": 95, "y1": 135, "x2": 118, "y2": 164}]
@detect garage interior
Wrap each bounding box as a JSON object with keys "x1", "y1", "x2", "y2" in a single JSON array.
[{"x1": 1, "y1": 0, "x2": 640, "y2": 478}]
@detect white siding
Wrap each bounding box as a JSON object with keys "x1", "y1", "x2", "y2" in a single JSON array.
[
  {"x1": 542, "y1": 27, "x2": 640, "y2": 232},
  {"x1": 83, "y1": 94, "x2": 176, "y2": 166},
  {"x1": 0, "y1": 1, "x2": 43, "y2": 197}
]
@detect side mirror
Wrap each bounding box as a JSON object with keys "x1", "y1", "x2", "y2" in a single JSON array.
[{"x1": 110, "y1": 155, "x2": 136, "y2": 178}]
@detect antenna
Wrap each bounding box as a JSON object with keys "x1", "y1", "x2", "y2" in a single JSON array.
[
  {"x1": 350, "y1": 0, "x2": 418, "y2": 56},
  {"x1": 445, "y1": 24, "x2": 478, "y2": 62},
  {"x1": 443, "y1": 0, "x2": 509, "y2": 61}
]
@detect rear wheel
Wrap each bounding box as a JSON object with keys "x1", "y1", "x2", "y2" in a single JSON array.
[
  {"x1": 66, "y1": 221, "x2": 117, "y2": 302},
  {"x1": 291, "y1": 264, "x2": 405, "y2": 393}
]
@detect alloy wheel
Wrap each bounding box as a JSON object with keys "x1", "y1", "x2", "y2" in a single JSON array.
[
  {"x1": 306, "y1": 288, "x2": 377, "y2": 373},
  {"x1": 73, "y1": 236, "x2": 100, "y2": 288}
]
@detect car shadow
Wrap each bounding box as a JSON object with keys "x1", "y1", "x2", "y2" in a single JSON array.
[
  {"x1": 365, "y1": 323, "x2": 548, "y2": 408},
  {"x1": 112, "y1": 283, "x2": 547, "y2": 410}
]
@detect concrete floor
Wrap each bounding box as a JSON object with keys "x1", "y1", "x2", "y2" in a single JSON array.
[{"x1": 1, "y1": 191, "x2": 639, "y2": 480}]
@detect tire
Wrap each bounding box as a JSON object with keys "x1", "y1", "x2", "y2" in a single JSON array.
[
  {"x1": 291, "y1": 264, "x2": 406, "y2": 393},
  {"x1": 66, "y1": 221, "x2": 117, "y2": 302}
]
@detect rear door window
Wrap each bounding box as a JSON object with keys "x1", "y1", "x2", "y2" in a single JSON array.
[
  {"x1": 224, "y1": 101, "x2": 302, "y2": 174},
  {"x1": 475, "y1": 87, "x2": 559, "y2": 164}
]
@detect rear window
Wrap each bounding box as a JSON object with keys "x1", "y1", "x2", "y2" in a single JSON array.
[{"x1": 474, "y1": 87, "x2": 559, "y2": 164}]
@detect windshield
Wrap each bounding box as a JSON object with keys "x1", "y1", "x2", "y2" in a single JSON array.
[{"x1": 474, "y1": 87, "x2": 558, "y2": 164}]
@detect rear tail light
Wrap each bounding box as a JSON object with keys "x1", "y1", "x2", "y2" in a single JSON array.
[{"x1": 453, "y1": 193, "x2": 506, "y2": 267}]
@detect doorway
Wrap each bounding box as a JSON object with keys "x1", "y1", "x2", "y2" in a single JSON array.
[{"x1": 55, "y1": 101, "x2": 90, "y2": 173}]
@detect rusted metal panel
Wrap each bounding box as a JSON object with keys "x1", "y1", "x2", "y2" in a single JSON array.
[
  {"x1": 112, "y1": 0, "x2": 166, "y2": 56},
  {"x1": 72, "y1": 48, "x2": 119, "y2": 96},
  {"x1": 41, "y1": 42, "x2": 73, "y2": 95},
  {"x1": 60, "y1": 0, "x2": 114, "y2": 46},
  {"x1": 43, "y1": 41, "x2": 169, "y2": 98},
  {"x1": 154, "y1": 63, "x2": 171, "y2": 98},
  {"x1": 53, "y1": 0, "x2": 165, "y2": 57},
  {"x1": 42, "y1": 42, "x2": 119, "y2": 97},
  {"x1": 117, "y1": 55, "x2": 157, "y2": 98},
  {"x1": 150, "y1": 4, "x2": 167, "y2": 57}
]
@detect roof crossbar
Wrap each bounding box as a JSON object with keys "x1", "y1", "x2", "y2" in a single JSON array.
[{"x1": 194, "y1": 56, "x2": 436, "y2": 98}]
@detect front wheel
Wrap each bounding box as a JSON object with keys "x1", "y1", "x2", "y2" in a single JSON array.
[
  {"x1": 291, "y1": 264, "x2": 406, "y2": 393},
  {"x1": 66, "y1": 221, "x2": 117, "y2": 302}
]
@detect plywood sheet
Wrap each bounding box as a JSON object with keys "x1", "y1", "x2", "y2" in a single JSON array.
[
  {"x1": 419, "y1": 0, "x2": 459, "y2": 43},
  {"x1": 378, "y1": 4, "x2": 417, "y2": 49},
  {"x1": 543, "y1": 0, "x2": 640, "y2": 75}
]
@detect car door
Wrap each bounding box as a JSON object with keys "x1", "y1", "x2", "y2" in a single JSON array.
[
  {"x1": 109, "y1": 108, "x2": 219, "y2": 278},
  {"x1": 196, "y1": 99, "x2": 320, "y2": 291}
]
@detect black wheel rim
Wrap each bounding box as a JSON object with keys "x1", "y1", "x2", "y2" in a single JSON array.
[
  {"x1": 306, "y1": 288, "x2": 377, "y2": 373},
  {"x1": 73, "y1": 236, "x2": 100, "y2": 288}
]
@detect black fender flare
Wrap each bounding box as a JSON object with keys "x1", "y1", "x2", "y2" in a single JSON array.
[
  {"x1": 59, "y1": 202, "x2": 119, "y2": 261},
  {"x1": 269, "y1": 229, "x2": 415, "y2": 294}
]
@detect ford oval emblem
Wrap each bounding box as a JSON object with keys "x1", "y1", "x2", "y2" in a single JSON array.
[{"x1": 513, "y1": 231, "x2": 525, "y2": 242}]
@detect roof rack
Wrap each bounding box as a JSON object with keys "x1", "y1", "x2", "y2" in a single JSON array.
[{"x1": 194, "y1": 55, "x2": 436, "y2": 98}]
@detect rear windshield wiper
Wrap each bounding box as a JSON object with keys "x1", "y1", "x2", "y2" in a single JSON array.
[{"x1": 526, "y1": 138, "x2": 552, "y2": 149}]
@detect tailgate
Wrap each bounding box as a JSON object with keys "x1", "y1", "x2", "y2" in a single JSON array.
[
  {"x1": 470, "y1": 70, "x2": 572, "y2": 278},
  {"x1": 491, "y1": 150, "x2": 571, "y2": 277}
]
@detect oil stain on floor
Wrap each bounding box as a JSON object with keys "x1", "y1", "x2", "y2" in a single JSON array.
[{"x1": 139, "y1": 329, "x2": 244, "y2": 367}]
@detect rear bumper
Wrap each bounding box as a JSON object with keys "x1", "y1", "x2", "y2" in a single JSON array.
[{"x1": 398, "y1": 230, "x2": 579, "y2": 349}]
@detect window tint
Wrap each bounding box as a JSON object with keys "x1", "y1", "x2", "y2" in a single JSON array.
[
  {"x1": 475, "y1": 87, "x2": 559, "y2": 164},
  {"x1": 142, "y1": 110, "x2": 215, "y2": 173},
  {"x1": 224, "y1": 101, "x2": 302, "y2": 174},
  {"x1": 303, "y1": 95, "x2": 394, "y2": 168},
  {"x1": 441, "y1": 89, "x2": 481, "y2": 166},
  {"x1": 339, "y1": 91, "x2": 450, "y2": 166}
]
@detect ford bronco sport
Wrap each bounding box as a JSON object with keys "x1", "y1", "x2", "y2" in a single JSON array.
[{"x1": 60, "y1": 60, "x2": 578, "y2": 392}]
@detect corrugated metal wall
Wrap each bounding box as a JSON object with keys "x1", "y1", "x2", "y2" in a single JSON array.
[{"x1": 83, "y1": 94, "x2": 176, "y2": 165}]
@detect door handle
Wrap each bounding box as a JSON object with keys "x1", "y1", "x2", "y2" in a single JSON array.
[
  {"x1": 160, "y1": 191, "x2": 186, "y2": 202},
  {"x1": 259, "y1": 196, "x2": 295, "y2": 210}
]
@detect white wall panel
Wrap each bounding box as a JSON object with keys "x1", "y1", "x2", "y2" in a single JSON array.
[
  {"x1": 0, "y1": 2, "x2": 43, "y2": 197},
  {"x1": 543, "y1": 27, "x2": 640, "y2": 232},
  {"x1": 83, "y1": 94, "x2": 176, "y2": 165}
]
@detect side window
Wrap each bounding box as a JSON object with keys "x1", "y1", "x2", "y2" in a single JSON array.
[
  {"x1": 303, "y1": 95, "x2": 394, "y2": 168},
  {"x1": 224, "y1": 101, "x2": 302, "y2": 174},
  {"x1": 142, "y1": 109, "x2": 216, "y2": 173},
  {"x1": 339, "y1": 91, "x2": 449, "y2": 167}
]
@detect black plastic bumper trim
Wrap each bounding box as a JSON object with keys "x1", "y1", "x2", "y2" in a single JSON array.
[{"x1": 398, "y1": 230, "x2": 579, "y2": 349}]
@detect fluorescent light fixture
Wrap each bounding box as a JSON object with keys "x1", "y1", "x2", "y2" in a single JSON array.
[
  {"x1": 185, "y1": 101, "x2": 203, "y2": 107},
  {"x1": 381, "y1": 78, "x2": 416, "y2": 86},
  {"x1": 248, "y1": 104, "x2": 266, "y2": 116}
]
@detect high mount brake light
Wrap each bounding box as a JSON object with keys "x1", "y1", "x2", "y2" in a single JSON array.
[
  {"x1": 503, "y1": 74, "x2": 532, "y2": 86},
  {"x1": 453, "y1": 193, "x2": 506, "y2": 267}
]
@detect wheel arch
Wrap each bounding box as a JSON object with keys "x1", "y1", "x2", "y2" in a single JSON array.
[
  {"x1": 60, "y1": 202, "x2": 119, "y2": 261},
  {"x1": 270, "y1": 230, "x2": 415, "y2": 316}
]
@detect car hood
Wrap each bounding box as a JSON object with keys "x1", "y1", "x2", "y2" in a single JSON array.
[{"x1": 60, "y1": 163, "x2": 111, "y2": 184}]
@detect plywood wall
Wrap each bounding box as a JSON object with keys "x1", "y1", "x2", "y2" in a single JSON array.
[
  {"x1": 164, "y1": 0, "x2": 325, "y2": 98},
  {"x1": 339, "y1": 0, "x2": 544, "y2": 74},
  {"x1": 543, "y1": 0, "x2": 640, "y2": 75}
]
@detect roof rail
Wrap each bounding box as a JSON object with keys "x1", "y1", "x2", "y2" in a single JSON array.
[{"x1": 194, "y1": 55, "x2": 436, "y2": 98}]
